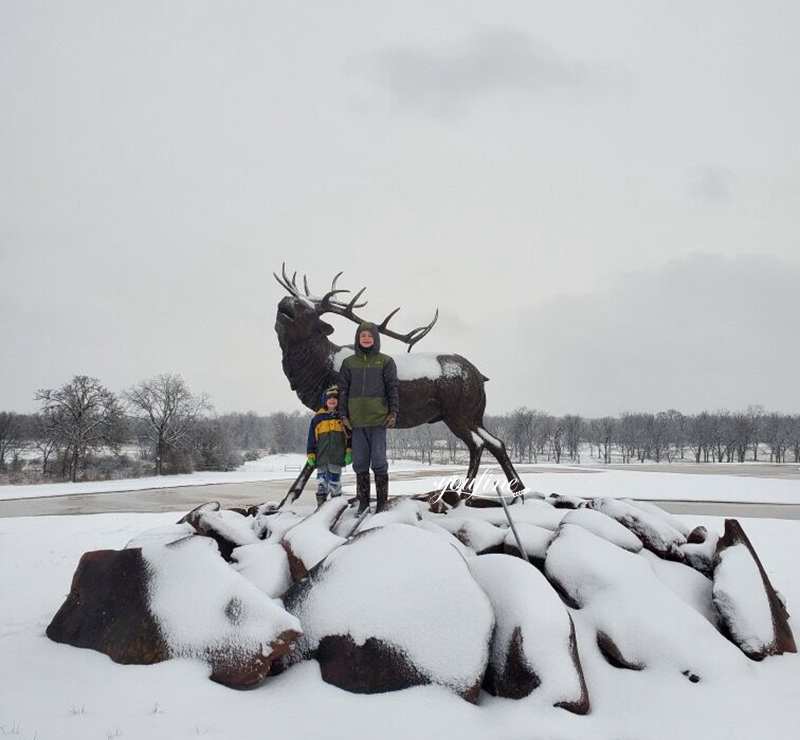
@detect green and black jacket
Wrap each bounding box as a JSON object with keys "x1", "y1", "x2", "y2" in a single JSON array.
[{"x1": 338, "y1": 322, "x2": 400, "y2": 428}]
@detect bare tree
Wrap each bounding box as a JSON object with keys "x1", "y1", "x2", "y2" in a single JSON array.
[
  {"x1": 35, "y1": 376, "x2": 126, "y2": 482},
  {"x1": 563, "y1": 415, "x2": 583, "y2": 462},
  {"x1": 31, "y1": 412, "x2": 59, "y2": 475},
  {"x1": 125, "y1": 374, "x2": 210, "y2": 475},
  {"x1": 0, "y1": 412, "x2": 21, "y2": 471}
]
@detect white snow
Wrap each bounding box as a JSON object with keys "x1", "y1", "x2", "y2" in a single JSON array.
[
  {"x1": 142, "y1": 536, "x2": 301, "y2": 659},
  {"x1": 387, "y1": 465, "x2": 800, "y2": 505},
  {"x1": 0, "y1": 510, "x2": 798, "y2": 739},
  {"x1": 289, "y1": 523, "x2": 494, "y2": 693},
  {"x1": 195, "y1": 508, "x2": 260, "y2": 547},
  {"x1": 640, "y1": 549, "x2": 717, "y2": 625},
  {"x1": 230, "y1": 542, "x2": 292, "y2": 599},
  {"x1": 0, "y1": 453, "x2": 429, "y2": 501},
  {"x1": 714, "y1": 544, "x2": 776, "y2": 655},
  {"x1": 394, "y1": 352, "x2": 444, "y2": 381},
  {"x1": 433, "y1": 516, "x2": 507, "y2": 553},
  {"x1": 562, "y1": 507, "x2": 643, "y2": 552},
  {"x1": 589, "y1": 497, "x2": 686, "y2": 556},
  {"x1": 281, "y1": 498, "x2": 348, "y2": 573},
  {"x1": 502, "y1": 522, "x2": 554, "y2": 561},
  {"x1": 469, "y1": 554, "x2": 586, "y2": 706},
  {"x1": 359, "y1": 497, "x2": 423, "y2": 532},
  {"x1": 545, "y1": 524, "x2": 745, "y2": 678}
]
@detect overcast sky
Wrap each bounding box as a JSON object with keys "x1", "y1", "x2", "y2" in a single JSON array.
[{"x1": 2, "y1": 1, "x2": 798, "y2": 417}]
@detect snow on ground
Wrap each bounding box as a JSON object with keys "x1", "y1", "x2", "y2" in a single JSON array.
[
  {"x1": 387, "y1": 466, "x2": 800, "y2": 505},
  {"x1": 0, "y1": 454, "x2": 427, "y2": 502},
  {"x1": 1, "y1": 507, "x2": 799, "y2": 740}
]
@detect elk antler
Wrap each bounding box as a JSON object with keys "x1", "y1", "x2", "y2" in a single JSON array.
[{"x1": 274, "y1": 263, "x2": 438, "y2": 352}]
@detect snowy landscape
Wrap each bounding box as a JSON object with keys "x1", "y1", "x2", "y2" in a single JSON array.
[
  {"x1": 4, "y1": 2, "x2": 800, "y2": 739},
  {"x1": 1, "y1": 464, "x2": 798, "y2": 740}
]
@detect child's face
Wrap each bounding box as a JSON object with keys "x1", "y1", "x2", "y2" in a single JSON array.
[
  {"x1": 326, "y1": 396, "x2": 338, "y2": 411},
  {"x1": 359, "y1": 331, "x2": 375, "y2": 349}
]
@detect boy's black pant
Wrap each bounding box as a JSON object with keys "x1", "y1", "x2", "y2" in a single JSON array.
[{"x1": 351, "y1": 426, "x2": 388, "y2": 474}]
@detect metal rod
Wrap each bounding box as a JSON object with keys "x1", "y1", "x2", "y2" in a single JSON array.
[{"x1": 497, "y1": 483, "x2": 527, "y2": 560}]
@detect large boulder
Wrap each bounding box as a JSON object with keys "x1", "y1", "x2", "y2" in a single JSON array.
[
  {"x1": 284, "y1": 523, "x2": 494, "y2": 702},
  {"x1": 179, "y1": 502, "x2": 259, "y2": 561},
  {"x1": 545, "y1": 524, "x2": 745, "y2": 681},
  {"x1": 561, "y1": 507, "x2": 643, "y2": 553},
  {"x1": 711, "y1": 519, "x2": 797, "y2": 660},
  {"x1": 48, "y1": 536, "x2": 302, "y2": 688},
  {"x1": 588, "y1": 498, "x2": 686, "y2": 559},
  {"x1": 231, "y1": 541, "x2": 293, "y2": 599},
  {"x1": 281, "y1": 498, "x2": 349, "y2": 581},
  {"x1": 434, "y1": 516, "x2": 507, "y2": 554},
  {"x1": 469, "y1": 554, "x2": 590, "y2": 713},
  {"x1": 502, "y1": 522, "x2": 554, "y2": 568},
  {"x1": 46, "y1": 548, "x2": 168, "y2": 665}
]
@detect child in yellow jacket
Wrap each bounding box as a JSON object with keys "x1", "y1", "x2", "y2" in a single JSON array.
[{"x1": 306, "y1": 385, "x2": 352, "y2": 507}]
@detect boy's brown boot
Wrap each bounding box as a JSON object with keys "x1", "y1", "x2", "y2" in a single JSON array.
[
  {"x1": 356, "y1": 471, "x2": 371, "y2": 514},
  {"x1": 375, "y1": 473, "x2": 389, "y2": 513}
]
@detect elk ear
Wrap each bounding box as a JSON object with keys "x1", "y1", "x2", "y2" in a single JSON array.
[{"x1": 319, "y1": 320, "x2": 334, "y2": 336}]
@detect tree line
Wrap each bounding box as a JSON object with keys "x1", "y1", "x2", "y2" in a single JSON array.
[
  {"x1": 3, "y1": 380, "x2": 799, "y2": 485},
  {"x1": 386, "y1": 406, "x2": 800, "y2": 466},
  {"x1": 0, "y1": 374, "x2": 311, "y2": 484}
]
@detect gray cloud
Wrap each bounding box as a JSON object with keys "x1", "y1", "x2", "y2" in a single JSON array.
[
  {"x1": 492, "y1": 253, "x2": 800, "y2": 416},
  {"x1": 688, "y1": 165, "x2": 735, "y2": 205},
  {"x1": 359, "y1": 28, "x2": 590, "y2": 115}
]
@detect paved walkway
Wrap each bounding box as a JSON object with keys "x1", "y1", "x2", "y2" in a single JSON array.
[{"x1": 1, "y1": 463, "x2": 798, "y2": 519}]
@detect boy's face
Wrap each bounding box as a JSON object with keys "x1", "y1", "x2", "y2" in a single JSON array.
[
  {"x1": 326, "y1": 396, "x2": 338, "y2": 411},
  {"x1": 359, "y1": 330, "x2": 375, "y2": 349}
]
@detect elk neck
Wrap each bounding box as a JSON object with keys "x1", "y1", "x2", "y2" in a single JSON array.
[{"x1": 280, "y1": 334, "x2": 341, "y2": 411}]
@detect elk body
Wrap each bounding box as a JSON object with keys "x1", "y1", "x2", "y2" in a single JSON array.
[{"x1": 274, "y1": 266, "x2": 523, "y2": 493}]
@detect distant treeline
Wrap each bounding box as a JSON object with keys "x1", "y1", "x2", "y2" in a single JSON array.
[
  {"x1": 0, "y1": 373, "x2": 312, "y2": 484},
  {"x1": 1, "y1": 375, "x2": 797, "y2": 485},
  {"x1": 383, "y1": 407, "x2": 800, "y2": 467}
]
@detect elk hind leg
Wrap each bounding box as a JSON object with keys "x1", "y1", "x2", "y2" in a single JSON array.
[{"x1": 475, "y1": 426, "x2": 525, "y2": 494}]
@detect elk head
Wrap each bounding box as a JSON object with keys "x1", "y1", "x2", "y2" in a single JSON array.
[{"x1": 273, "y1": 263, "x2": 438, "y2": 352}]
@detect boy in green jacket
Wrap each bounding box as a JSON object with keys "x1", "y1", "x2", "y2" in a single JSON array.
[{"x1": 338, "y1": 322, "x2": 399, "y2": 514}]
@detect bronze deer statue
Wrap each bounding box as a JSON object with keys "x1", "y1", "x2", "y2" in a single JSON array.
[{"x1": 273, "y1": 264, "x2": 524, "y2": 495}]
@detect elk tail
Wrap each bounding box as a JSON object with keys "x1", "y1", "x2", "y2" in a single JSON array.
[{"x1": 481, "y1": 374, "x2": 490, "y2": 382}]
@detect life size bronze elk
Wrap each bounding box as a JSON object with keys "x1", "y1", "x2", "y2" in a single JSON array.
[{"x1": 274, "y1": 264, "x2": 524, "y2": 494}]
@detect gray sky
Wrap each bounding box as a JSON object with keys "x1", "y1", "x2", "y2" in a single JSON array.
[{"x1": 2, "y1": 1, "x2": 799, "y2": 417}]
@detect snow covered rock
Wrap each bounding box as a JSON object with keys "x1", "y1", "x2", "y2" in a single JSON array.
[
  {"x1": 626, "y1": 499, "x2": 692, "y2": 537},
  {"x1": 413, "y1": 487, "x2": 461, "y2": 514},
  {"x1": 463, "y1": 499, "x2": 566, "y2": 531},
  {"x1": 679, "y1": 529, "x2": 719, "y2": 576},
  {"x1": 561, "y1": 508, "x2": 643, "y2": 553},
  {"x1": 47, "y1": 548, "x2": 168, "y2": 665},
  {"x1": 256, "y1": 510, "x2": 304, "y2": 542},
  {"x1": 587, "y1": 498, "x2": 686, "y2": 559},
  {"x1": 417, "y1": 520, "x2": 474, "y2": 557},
  {"x1": 546, "y1": 493, "x2": 588, "y2": 509},
  {"x1": 47, "y1": 537, "x2": 302, "y2": 688},
  {"x1": 641, "y1": 550, "x2": 717, "y2": 625},
  {"x1": 284, "y1": 523, "x2": 494, "y2": 702},
  {"x1": 544, "y1": 524, "x2": 745, "y2": 680},
  {"x1": 468, "y1": 555, "x2": 590, "y2": 713},
  {"x1": 711, "y1": 519, "x2": 797, "y2": 661},
  {"x1": 502, "y1": 522, "x2": 554, "y2": 568},
  {"x1": 435, "y1": 516, "x2": 507, "y2": 554},
  {"x1": 179, "y1": 502, "x2": 259, "y2": 561},
  {"x1": 281, "y1": 498, "x2": 349, "y2": 581},
  {"x1": 359, "y1": 497, "x2": 423, "y2": 533},
  {"x1": 231, "y1": 541, "x2": 293, "y2": 598}
]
